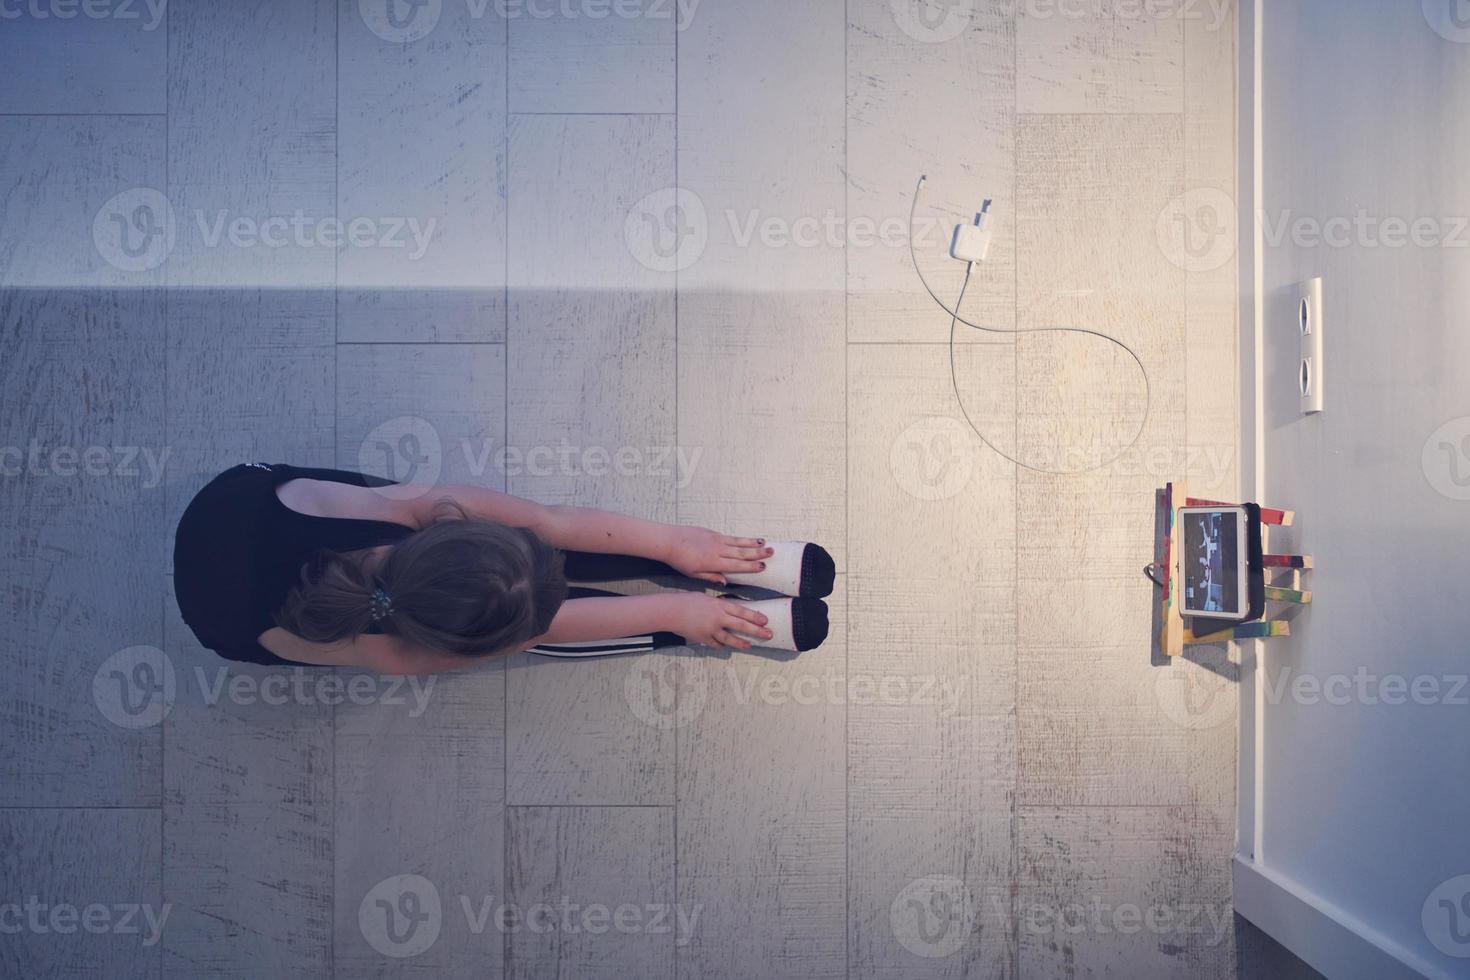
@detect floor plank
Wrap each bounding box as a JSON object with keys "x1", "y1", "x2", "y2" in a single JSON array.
[
  {"x1": 338, "y1": 0, "x2": 509, "y2": 343},
  {"x1": 165, "y1": 0, "x2": 335, "y2": 295},
  {"x1": 675, "y1": 587, "x2": 848, "y2": 980},
  {"x1": 847, "y1": 0, "x2": 1016, "y2": 343},
  {"x1": 508, "y1": 1, "x2": 675, "y2": 114},
  {"x1": 0, "y1": 7, "x2": 165, "y2": 114},
  {"x1": 1017, "y1": 3, "x2": 1185, "y2": 114},
  {"x1": 162, "y1": 802, "x2": 332, "y2": 979},
  {"x1": 335, "y1": 676, "x2": 507, "y2": 977},
  {"x1": 1018, "y1": 805, "x2": 1237, "y2": 979},
  {"x1": 0, "y1": 116, "x2": 167, "y2": 807},
  {"x1": 507, "y1": 648, "x2": 679, "y2": 806},
  {"x1": 1182, "y1": 4, "x2": 1240, "y2": 497},
  {"x1": 0, "y1": 808, "x2": 163, "y2": 979},
  {"x1": 847, "y1": 343, "x2": 1017, "y2": 978},
  {"x1": 505, "y1": 113, "x2": 678, "y2": 806},
  {"x1": 506, "y1": 113, "x2": 676, "y2": 521},
  {"x1": 337, "y1": 343, "x2": 506, "y2": 490},
  {"x1": 507, "y1": 805, "x2": 675, "y2": 980}
]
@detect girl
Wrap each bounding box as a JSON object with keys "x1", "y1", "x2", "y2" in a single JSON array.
[{"x1": 173, "y1": 463, "x2": 833, "y2": 675}]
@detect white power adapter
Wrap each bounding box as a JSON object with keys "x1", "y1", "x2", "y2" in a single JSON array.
[{"x1": 950, "y1": 200, "x2": 993, "y2": 264}]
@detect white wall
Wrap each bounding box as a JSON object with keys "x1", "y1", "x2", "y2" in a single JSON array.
[{"x1": 1245, "y1": 0, "x2": 1470, "y2": 975}]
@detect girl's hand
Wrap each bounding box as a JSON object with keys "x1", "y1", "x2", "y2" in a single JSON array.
[
  {"x1": 669, "y1": 593, "x2": 772, "y2": 651},
  {"x1": 665, "y1": 526, "x2": 774, "y2": 586}
]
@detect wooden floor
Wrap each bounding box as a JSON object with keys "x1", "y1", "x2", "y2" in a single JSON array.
[{"x1": 0, "y1": 1, "x2": 1316, "y2": 977}]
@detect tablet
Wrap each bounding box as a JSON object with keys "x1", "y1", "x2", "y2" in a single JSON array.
[{"x1": 1177, "y1": 506, "x2": 1251, "y2": 620}]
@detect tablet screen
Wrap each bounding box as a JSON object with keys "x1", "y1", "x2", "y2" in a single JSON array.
[{"x1": 1182, "y1": 510, "x2": 1241, "y2": 615}]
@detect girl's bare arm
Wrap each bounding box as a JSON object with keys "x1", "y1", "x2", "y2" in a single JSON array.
[
  {"x1": 258, "y1": 627, "x2": 480, "y2": 675},
  {"x1": 284, "y1": 477, "x2": 771, "y2": 586},
  {"x1": 404, "y1": 483, "x2": 679, "y2": 561},
  {"x1": 259, "y1": 591, "x2": 773, "y2": 674},
  {"x1": 398, "y1": 483, "x2": 771, "y2": 584},
  {"x1": 533, "y1": 593, "x2": 770, "y2": 651}
]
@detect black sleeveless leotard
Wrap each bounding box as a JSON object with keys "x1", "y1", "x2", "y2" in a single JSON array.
[{"x1": 172, "y1": 463, "x2": 416, "y2": 666}]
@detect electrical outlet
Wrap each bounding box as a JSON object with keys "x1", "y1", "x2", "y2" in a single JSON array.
[{"x1": 1297, "y1": 277, "x2": 1324, "y2": 414}]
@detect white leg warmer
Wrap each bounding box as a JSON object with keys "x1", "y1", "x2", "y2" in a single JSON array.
[
  {"x1": 737, "y1": 597, "x2": 830, "y2": 653},
  {"x1": 723, "y1": 540, "x2": 835, "y2": 598}
]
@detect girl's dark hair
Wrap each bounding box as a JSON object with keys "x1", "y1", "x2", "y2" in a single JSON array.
[{"x1": 276, "y1": 500, "x2": 567, "y2": 657}]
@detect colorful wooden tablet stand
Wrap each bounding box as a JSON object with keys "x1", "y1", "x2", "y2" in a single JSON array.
[{"x1": 1153, "y1": 482, "x2": 1311, "y2": 657}]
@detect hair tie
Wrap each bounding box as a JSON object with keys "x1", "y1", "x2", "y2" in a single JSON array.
[{"x1": 369, "y1": 586, "x2": 394, "y2": 622}]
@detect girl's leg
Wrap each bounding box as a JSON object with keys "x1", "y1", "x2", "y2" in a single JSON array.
[
  {"x1": 560, "y1": 543, "x2": 835, "y2": 600},
  {"x1": 560, "y1": 550, "x2": 680, "y2": 583},
  {"x1": 528, "y1": 588, "x2": 828, "y2": 657},
  {"x1": 526, "y1": 586, "x2": 687, "y2": 658}
]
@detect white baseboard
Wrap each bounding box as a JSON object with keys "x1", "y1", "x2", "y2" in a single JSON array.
[{"x1": 1233, "y1": 856, "x2": 1446, "y2": 979}]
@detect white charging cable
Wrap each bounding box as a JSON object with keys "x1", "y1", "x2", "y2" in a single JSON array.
[{"x1": 909, "y1": 174, "x2": 1152, "y2": 475}]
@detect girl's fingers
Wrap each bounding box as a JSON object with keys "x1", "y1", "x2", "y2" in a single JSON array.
[
  {"x1": 693, "y1": 572, "x2": 727, "y2": 585},
  {"x1": 720, "y1": 558, "x2": 766, "y2": 574},
  {"x1": 723, "y1": 603, "x2": 770, "y2": 627},
  {"x1": 713, "y1": 629, "x2": 750, "y2": 651},
  {"x1": 722, "y1": 545, "x2": 772, "y2": 561},
  {"x1": 722, "y1": 535, "x2": 764, "y2": 549},
  {"x1": 725, "y1": 615, "x2": 773, "y2": 643}
]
